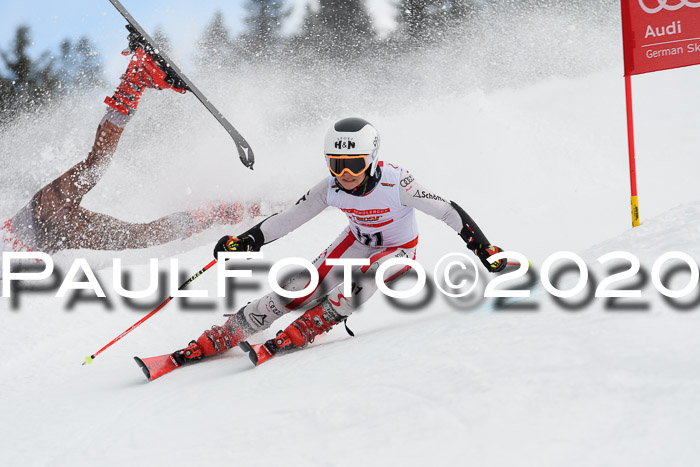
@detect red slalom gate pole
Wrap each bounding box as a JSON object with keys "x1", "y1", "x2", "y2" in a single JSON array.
[
  {"x1": 82, "y1": 259, "x2": 218, "y2": 365},
  {"x1": 625, "y1": 74, "x2": 640, "y2": 227}
]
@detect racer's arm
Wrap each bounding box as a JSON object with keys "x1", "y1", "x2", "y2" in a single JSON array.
[
  {"x1": 398, "y1": 169, "x2": 489, "y2": 245},
  {"x1": 214, "y1": 178, "x2": 329, "y2": 255},
  {"x1": 398, "y1": 169, "x2": 505, "y2": 272}
]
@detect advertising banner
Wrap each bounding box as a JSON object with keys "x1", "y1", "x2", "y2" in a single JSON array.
[{"x1": 622, "y1": 0, "x2": 700, "y2": 75}]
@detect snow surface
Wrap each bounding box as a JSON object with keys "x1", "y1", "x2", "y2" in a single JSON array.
[{"x1": 3, "y1": 4, "x2": 700, "y2": 466}]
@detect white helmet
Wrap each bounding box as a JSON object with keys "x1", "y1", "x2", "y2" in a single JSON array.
[{"x1": 324, "y1": 118, "x2": 380, "y2": 177}]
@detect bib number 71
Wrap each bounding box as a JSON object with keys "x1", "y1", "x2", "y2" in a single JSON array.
[{"x1": 356, "y1": 228, "x2": 383, "y2": 247}]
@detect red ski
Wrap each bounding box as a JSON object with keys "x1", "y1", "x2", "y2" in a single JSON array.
[
  {"x1": 134, "y1": 354, "x2": 183, "y2": 381},
  {"x1": 238, "y1": 331, "x2": 302, "y2": 367},
  {"x1": 238, "y1": 341, "x2": 275, "y2": 366}
]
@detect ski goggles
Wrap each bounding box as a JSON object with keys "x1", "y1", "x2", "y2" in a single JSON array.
[{"x1": 327, "y1": 154, "x2": 371, "y2": 177}]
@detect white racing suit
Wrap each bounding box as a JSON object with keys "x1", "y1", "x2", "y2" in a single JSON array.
[{"x1": 236, "y1": 162, "x2": 490, "y2": 333}]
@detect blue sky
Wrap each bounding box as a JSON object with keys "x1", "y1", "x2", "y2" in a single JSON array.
[{"x1": 0, "y1": 0, "x2": 397, "y2": 77}]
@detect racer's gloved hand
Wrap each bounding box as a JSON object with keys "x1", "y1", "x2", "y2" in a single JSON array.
[
  {"x1": 468, "y1": 242, "x2": 507, "y2": 273},
  {"x1": 213, "y1": 235, "x2": 258, "y2": 258}
]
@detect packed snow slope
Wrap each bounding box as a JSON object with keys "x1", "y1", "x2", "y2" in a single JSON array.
[{"x1": 3, "y1": 3, "x2": 700, "y2": 466}]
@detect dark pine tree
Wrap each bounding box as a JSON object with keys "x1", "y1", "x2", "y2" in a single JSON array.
[
  {"x1": 300, "y1": 0, "x2": 376, "y2": 57},
  {"x1": 0, "y1": 26, "x2": 61, "y2": 123},
  {"x1": 58, "y1": 36, "x2": 104, "y2": 89},
  {"x1": 196, "y1": 11, "x2": 234, "y2": 69},
  {"x1": 397, "y1": 0, "x2": 480, "y2": 46},
  {"x1": 242, "y1": 0, "x2": 287, "y2": 60}
]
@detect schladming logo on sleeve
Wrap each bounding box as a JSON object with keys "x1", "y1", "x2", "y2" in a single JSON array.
[{"x1": 639, "y1": 0, "x2": 700, "y2": 14}]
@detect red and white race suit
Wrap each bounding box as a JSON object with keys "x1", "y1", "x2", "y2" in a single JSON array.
[{"x1": 238, "y1": 162, "x2": 485, "y2": 332}]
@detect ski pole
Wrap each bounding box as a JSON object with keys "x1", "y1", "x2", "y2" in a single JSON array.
[{"x1": 82, "y1": 259, "x2": 217, "y2": 365}]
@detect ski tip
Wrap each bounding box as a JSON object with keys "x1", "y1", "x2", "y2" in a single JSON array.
[
  {"x1": 248, "y1": 350, "x2": 259, "y2": 366},
  {"x1": 238, "y1": 340, "x2": 252, "y2": 353},
  {"x1": 133, "y1": 356, "x2": 151, "y2": 381},
  {"x1": 238, "y1": 341, "x2": 259, "y2": 366}
]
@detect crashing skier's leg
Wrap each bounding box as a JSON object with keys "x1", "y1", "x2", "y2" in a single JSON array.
[
  {"x1": 183, "y1": 203, "x2": 263, "y2": 237},
  {"x1": 105, "y1": 43, "x2": 186, "y2": 115}
]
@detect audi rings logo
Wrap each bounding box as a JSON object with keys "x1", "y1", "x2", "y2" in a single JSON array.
[{"x1": 639, "y1": 0, "x2": 700, "y2": 14}]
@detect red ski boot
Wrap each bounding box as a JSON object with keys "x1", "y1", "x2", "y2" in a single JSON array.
[
  {"x1": 193, "y1": 312, "x2": 253, "y2": 358},
  {"x1": 284, "y1": 300, "x2": 344, "y2": 347},
  {"x1": 240, "y1": 300, "x2": 346, "y2": 366},
  {"x1": 105, "y1": 28, "x2": 186, "y2": 115}
]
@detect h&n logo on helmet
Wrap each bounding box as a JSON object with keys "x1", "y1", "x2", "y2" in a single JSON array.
[{"x1": 335, "y1": 138, "x2": 355, "y2": 150}]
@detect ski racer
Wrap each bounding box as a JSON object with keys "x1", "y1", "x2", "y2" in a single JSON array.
[
  {"x1": 0, "y1": 36, "x2": 256, "y2": 279},
  {"x1": 176, "y1": 117, "x2": 507, "y2": 365}
]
